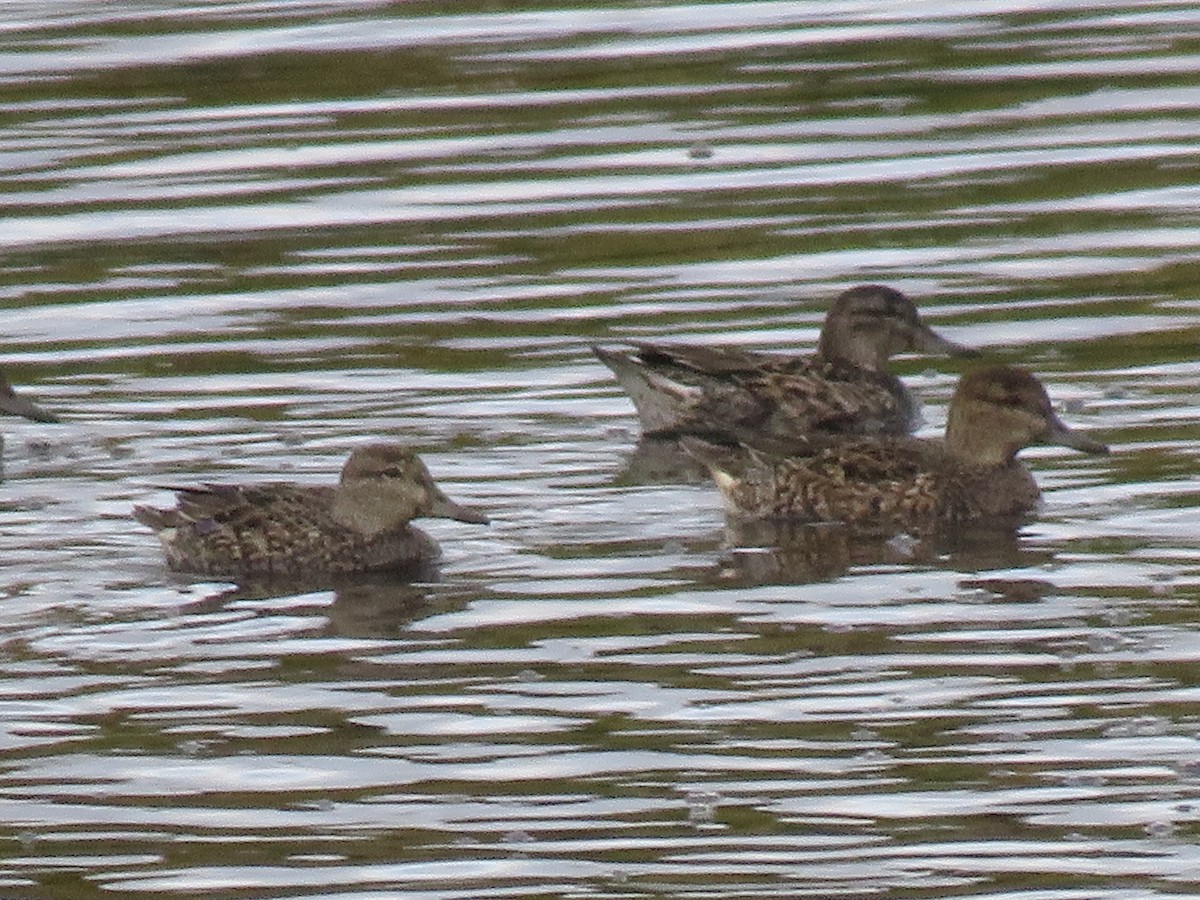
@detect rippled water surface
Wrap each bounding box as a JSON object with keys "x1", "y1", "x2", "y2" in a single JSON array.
[{"x1": 2, "y1": 1, "x2": 1200, "y2": 897}]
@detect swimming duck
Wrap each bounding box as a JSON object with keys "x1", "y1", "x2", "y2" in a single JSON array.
[
  {"x1": 133, "y1": 443, "x2": 489, "y2": 577},
  {"x1": 682, "y1": 365, "x2": 1108, "y2": 530},
  {"x1": 593, "y1": 284, "x2": 975, "y2": 444},
  {"x1": 0, "y1": 370, "x2": 58, "y2": 424}
]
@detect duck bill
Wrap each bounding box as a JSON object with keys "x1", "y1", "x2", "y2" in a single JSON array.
[
  {"x1": 1046, "y1": 414, "x2": 1109, "y2": 455},
  {"x1": 910, "y1": 323, "x2": 978, "y2": 358},
  {"x1": 0, "y1": 386, "x2": 59, "y2": 423},
  {"x1": 426, "y1": 487, "x2": 490, "y2": 525}
]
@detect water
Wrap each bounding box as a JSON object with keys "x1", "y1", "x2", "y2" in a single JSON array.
[{"x1": 1, "y1": 1, "x2": 1199, "y2": 897}]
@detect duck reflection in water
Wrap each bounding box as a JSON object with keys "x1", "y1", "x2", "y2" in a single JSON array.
[
  {"x1": 684, "y1": 365, "x2": 1109, "y2": 584},
  {"x1": 594, "y1": 284, "x2": 976, "y2": 484},
  {"x1": 177, "y1": 573, "x2": 465, "y2": 640},
  {"x1": 134, "y1": 443, "x2": 489, "y2": 579},
  {"x1": 711, "y1": 517, "x2": 1056, "y2": 587}
]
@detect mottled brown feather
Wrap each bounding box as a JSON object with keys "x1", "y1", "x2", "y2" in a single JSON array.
[
  {"x1": 134, "y1": 444, "x2": 488, "y2": 578},
  {"x1": 133, "y1": 482, "x2": 441, "y2": 577},
  {"x1": 593, "y1": 284, "x2": 971, "y2": 443},
  {"x1": 683, "y1": 365, "x2": 1107, "y2": 533}
]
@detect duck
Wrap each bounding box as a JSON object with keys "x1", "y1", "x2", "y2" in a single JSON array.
[
  {"x1": 592, "y1": 284, "x2": 975, "y2": 445},
  {"x1": 682, "y1": 365, "x2": 1108, "y2": 531},
  {"x1": 0, "y1": 369, "x2": 58, "y2": 425},
  {"x1": 133, "y1": 443, "x2": 489, "y2": 578}
]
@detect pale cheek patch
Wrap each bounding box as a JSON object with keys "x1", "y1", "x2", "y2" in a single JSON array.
[{"x1": 712, "y1": 470, "x2": 738, "y2": 496}]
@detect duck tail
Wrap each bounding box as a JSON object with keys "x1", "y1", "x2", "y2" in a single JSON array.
[
  {"x1": 592, "y1": 344, "x2": 700, "y2": 433},
  {"x1": 132, "y1": 504, "x2": 175, "y2": 532},
  {"x1": 678, "y1": 436, "x2": 747, "y2": 500}
]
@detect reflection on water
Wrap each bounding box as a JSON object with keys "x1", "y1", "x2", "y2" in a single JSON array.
[
  {"x1": 712, "y1": 518, "x2": 1045, "y2": 586},
  {"x1": 1, "y1": 1, "x2": 1199, "y2": 898}
]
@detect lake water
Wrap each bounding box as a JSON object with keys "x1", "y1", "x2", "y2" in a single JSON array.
[{"x1": 1, "y1": 1, "x2": 1199, "y2": 897}]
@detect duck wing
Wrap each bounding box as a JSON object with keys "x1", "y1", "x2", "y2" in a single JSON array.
[
  {"x1": 149, "y1": 483, "x2": 333, "y2": 529},
  {"x1": 633, "y1": 343, "x2": 916, "y2": 437},
  {"x1": 596, "y1": 342, "x2": 914, "y2": 440},
  {"x1": 739, "y1": 363, "x2": 912, "y2": 440},
  {"x1": 628, "y1": 341, "x2": 791, "y2": 375},
  {"x1": 134, "y1": 483, "x2": 340, "y2": 572},
  {"x1": 706, "y1": 437, "x2": 938, "y2": 526}
]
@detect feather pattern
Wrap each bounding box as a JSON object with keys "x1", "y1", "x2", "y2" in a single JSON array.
[
  {"x1": 135, "y1": 482, "x2": 441, "y2": 576},
  {"x1": 683, "y1": 365, "x2": 1108, "y2": 532},
  {"x1": 593, "y1": 284, "x2": 973, "y2": 443},
  {"x1": 134, "y1": 444, "x2": 488, "y2": 578}
]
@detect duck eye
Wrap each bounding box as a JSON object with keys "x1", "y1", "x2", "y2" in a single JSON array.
[{"x1": 1002, "y1": 391, "x2": 1032, "y2": 408}]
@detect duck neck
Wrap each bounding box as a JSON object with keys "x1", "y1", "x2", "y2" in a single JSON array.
[
  {"x1": 944, "y1": 407, "x2": 1019, "y2": 469},
  {"x1": 331, "y1": 483, "x2": 404, "y2": 537},
  {"x1": 816, "y1": 329, "x2": 887, "y2": 372}
]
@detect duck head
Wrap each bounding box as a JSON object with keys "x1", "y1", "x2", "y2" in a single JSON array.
[
  {"x1": 945, "y1": 365, "x2": 1109, "y2": 467},
  {"x1": 816, "y1": 284, "x2": 976, "y2": 371},
  {"x1": 330, "y1": 443, "x2": 489, "y2": 537}
]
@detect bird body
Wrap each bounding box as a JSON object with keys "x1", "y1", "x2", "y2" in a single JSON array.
[
  {"x1": 593, "y1": 284, "x2": 974, "y2": 444},
  {"x1": 684, "y1": 365, "x2": 1108, "y2": 532},
  {"x1": 134, "y1": 444, "x2": 488, "y2": 577}
]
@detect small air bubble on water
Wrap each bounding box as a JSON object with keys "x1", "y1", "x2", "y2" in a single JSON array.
[
  {"x1": 1103, "y1": 608, "x2": 1133, "y2": 626},
  {"x1": 685, "y1": 790, "x2": 720, "y2": 826},
  {"x1": 857, "y1": 749, "x2": 890, "y2": 763},
  {"x1": 1087, "y1": 632, "x2": 1122, "y2": 653},
  {"x1": 1132, "y1": 716, "x2": 1169, "y2": 736},
  {"x1": 1145, "y1": 820, "x2": 1177, "y2": 838},
  {"x1": 1175, "y1": 760, "x2": 1200, "y2": 780}
]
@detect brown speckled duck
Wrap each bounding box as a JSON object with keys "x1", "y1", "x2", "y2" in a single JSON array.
[
  {"x1": 682, "y1": 365, "x2": 1108, "y2": 531},
  {"x1": 593, "y1": 284, "x2": 975, "y2": 443},
  {"x1": 134, "y1": 443, "x2": 489, "y2": 577}
]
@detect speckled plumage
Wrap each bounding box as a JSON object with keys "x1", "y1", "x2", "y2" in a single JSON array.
[
  {"x1": 134, "y1": 443, "x2": 489, "y2": 577},
  {"x1": 684, "y1": 365, "x2": 1109, "y2": 532},
  {"x1": 593, "y1": 284, "x2": 975, "y2": 443}
]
